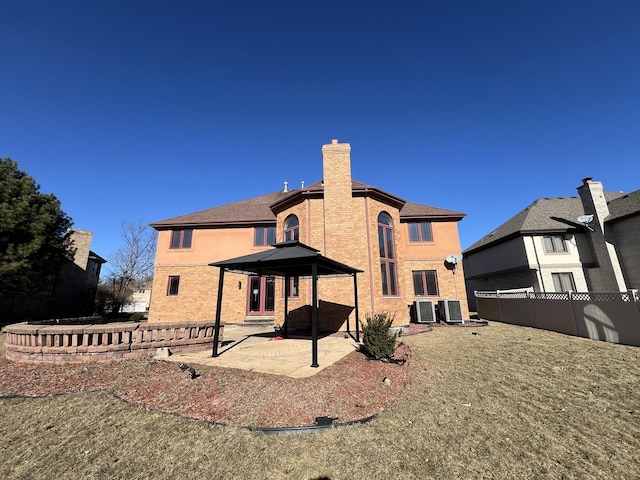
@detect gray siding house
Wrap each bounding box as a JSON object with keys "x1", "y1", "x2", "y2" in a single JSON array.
[{"x1": 463, "y1": 178, "x2": 640, "y2": 311}]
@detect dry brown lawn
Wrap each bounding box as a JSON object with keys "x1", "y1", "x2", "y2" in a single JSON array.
[{"x1": 1, "y1": 321, "x2": 639, "y2": 479}]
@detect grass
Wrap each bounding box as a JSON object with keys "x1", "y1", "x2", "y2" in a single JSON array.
[{"x1": 1, "y1": 321, "x2": 639, "y2": 479}]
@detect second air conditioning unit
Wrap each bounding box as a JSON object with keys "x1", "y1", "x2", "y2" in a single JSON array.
[
  {"x1": 438, "y1": 299, "x2": 464, "y2": 323},
  {"x1": 414, "y1": 300, "x2": 436, "y2": 323}
]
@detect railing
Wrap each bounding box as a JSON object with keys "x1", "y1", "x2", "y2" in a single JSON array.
[
  {"x1": 475, "y1": 290, "x2": 640, "y2": 347},
  {"x1": 4, "y1": 320, "x2": 221, "y2": 363}
]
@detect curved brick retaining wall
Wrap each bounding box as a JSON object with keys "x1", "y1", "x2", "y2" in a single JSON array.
[{"x1": 5, "y1": 320, "x2": 222, "y2": 364}]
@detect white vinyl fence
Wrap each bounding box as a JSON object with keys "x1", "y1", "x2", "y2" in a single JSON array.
[{"x1": 475, "y1": 289, "x2": 640, "y2": 347}]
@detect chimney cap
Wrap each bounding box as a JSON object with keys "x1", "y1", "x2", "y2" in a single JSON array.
[
  {"x1": 331, "y1": 139, "x2": 338, "y2": 144},
  {"x1": 582, "y1": 177, "x2": 593, "y2": 184}
]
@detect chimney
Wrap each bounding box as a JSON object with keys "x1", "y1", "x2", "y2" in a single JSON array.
[
  {"x1": 321, "y1": 139, "x2": 352, "y2": 257},
  {"x1": 577, "y1": 178, "x2": 627, "y2": 291},
  {"x1": 322, "y1": 139, "x2": 352, "y2": 198}
]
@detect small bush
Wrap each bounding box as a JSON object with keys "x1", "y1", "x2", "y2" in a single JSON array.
[{"x1": 361, "y1": 311, "x2": 398, "y2": 360}]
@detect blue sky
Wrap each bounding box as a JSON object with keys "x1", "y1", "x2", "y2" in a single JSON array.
[{"x1": 2, "y1": 1, "x2": 639, "y2": 273}]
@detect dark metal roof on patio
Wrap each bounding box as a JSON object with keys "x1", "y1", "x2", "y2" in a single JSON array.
[{"x1": 209, "y1": 240, "x2": 363, "y2": 277}]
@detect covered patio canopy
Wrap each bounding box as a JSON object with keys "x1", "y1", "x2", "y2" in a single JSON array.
[{"x1": 209, "y1": 241, "x2": 363, "y2": 367}]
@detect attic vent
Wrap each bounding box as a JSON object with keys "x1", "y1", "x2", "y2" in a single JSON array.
[{"x1": 283, "y1": 181, "x2": 288, "y2": 192}]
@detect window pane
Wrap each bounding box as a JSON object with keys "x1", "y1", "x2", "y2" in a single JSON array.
[
  {"x1": 412, "y1": 271, "x2": 424, "y2": 296},
  {"x1": 293, "y1": 227, "x2": 299, "y2": 241},
  {"x1": 182, "y1": 229, "x2": 192, "y2": 248},
  {"x1": 543, "y1": 236, "x2": 553, "y2": 252},
  {"x1": 378, "y1": 212, "x2": 392, "y2": 225},
  {"x1": 249, "y1": 276, "x2": 261, "y2": 311},
  {"x1": 388, "y1": 262, "x2": 398, "y2": 295},
  {"x1": 426, "y1": 271, "x2": 438, "y2": 295},
  {"x1": 265, "y1": 277, "x2": 275, "y2": 311},
  {"x1": 290, "y1": 276, "x2": 299, "y2": 297},
  {"x1": 168, "y1": 276, "x2": 180, "y2": 295},
  {"x1": 266, "y1": 226, "x2": 276, "y2": 245},
  {"x1": 553, "y1": 236, "x2": 565, "y2": 252},
  {"x1": 380, "y1": 263, "x2": 388, "y2": 295},
  {"x1": 170, "y1": 231, "x2": 181, "y2": 248},
  {"x1": 386, "y1": 228, "x2": 394, "y2": 259},
  {"x1": 409, "y1": 223, "x2": 420, "y2": 242},
  {"x1": 254, "y1": 227, "x2": 265, "y2": 246},
  {"x1": 421, "y1": 222, "x2": 433, "y2": 242},
  {"x1": 378, "y1": 226, "x2": 385, "y2": 257},
  {"x1": 284, "y1": 215, "x2": 299, "y2": 229}
]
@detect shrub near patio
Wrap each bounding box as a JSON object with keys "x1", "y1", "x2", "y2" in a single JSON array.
[{"x1": 360, "y1": 311, "x2": 399, "y2": 360}]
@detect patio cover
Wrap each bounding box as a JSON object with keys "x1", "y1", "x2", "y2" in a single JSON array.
[{"x1": 209, "y1": 241, "x2": 363, "y2": 367}]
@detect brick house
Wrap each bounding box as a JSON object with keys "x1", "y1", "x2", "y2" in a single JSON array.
[{"x1": 148, "y1": 140, "x2": 469, "y2": 329}]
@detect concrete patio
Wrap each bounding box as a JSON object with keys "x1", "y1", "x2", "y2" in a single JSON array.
[{"x1": 163, "y1": 324, "x2": 361, "y2": 378}]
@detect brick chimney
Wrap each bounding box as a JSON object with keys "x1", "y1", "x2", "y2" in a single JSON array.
[
  {"x1": 577, "y1": 178, "x2": 627, "y2": 291},
  {"x1": 321, "y1": 139, "x2": 352, "y2": 257}
]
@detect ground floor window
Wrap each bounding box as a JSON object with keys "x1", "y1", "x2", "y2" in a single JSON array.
[
  {"x1": 286, "y1": 276, "x2": 299, "y2": 298},
  {"x1": 412, "y1": 270, "x2": 438, "y2": 296},
  {"x1": 551, "y1": 272, "x2": 576, "y2": 292},
  {"x1": 167, "y1": 276, "x2": 180, "y2": 296},
  {"x1": 248, "y1": 276, "x2": 275, "y2": 315}
]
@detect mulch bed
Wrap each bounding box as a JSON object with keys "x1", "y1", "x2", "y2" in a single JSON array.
[{"x1": 0, "y1": 322, "x2": 483, "y2": 429}]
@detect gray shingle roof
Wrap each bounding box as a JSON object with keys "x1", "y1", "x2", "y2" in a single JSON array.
[
  {"x1": 607, "y1": 189, "x2": 640, "y2": 222},
  {"x1": 464, "y1": 190, "x2": 635, "y2": 253},
  {"x1": 150, "y1": 179, "x2": 465, "y2": 229}
]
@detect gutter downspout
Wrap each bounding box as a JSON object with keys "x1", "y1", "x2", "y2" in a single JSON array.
[{"x1": 531, "y1": 234, "x2": 546, "y2": 292}]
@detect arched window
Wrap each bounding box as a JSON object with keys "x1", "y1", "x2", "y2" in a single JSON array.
[
  {"x1": 378, "y1": 212, "x2": 398, "y2": 296},
  {"x1": 284, "y1": 214, "x2": 299, "y2": 241}
]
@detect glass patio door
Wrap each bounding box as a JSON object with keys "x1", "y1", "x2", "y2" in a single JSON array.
[{"x1": 247, "y1": 276, "x2": 275, "y2": 315}]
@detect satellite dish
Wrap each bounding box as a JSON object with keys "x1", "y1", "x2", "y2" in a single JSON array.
[
  {"x1": 445, "y1": 254, "x2": 463, "y2": 274},
  {"x1": 577, "y1": 214, "x2": 594, "y2": 224},
  {"x1": 445, "y1": 254, "x2": 463, "y2": 264}
]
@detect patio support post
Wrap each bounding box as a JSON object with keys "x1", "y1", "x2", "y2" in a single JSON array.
[
  {"x1": 311, "y1": 262, "x2": 319, "y2": 368},
  {"x1": 212, "y1": 267, "x2": 225, "y2": 357},
  {"x1": 283, "y1": 275, "x2": 289, "y2": 338},
  {"x1": 353, "y1": 273, "x2": 360, "y2": 342}
]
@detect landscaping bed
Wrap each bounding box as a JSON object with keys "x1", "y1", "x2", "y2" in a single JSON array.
[{"x1": 0, "y1": 328, "x2": 424, "y2": 429}]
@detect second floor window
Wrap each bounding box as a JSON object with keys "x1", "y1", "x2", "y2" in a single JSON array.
[
  {"x1": 254, "y1": 226, "x2": 276, "y2": 246},
  {"x1": 378, "y1": 212, "x2": 398, "y2": 296},
  {"x1": 284, "y1": 215, "x2": 299, "y2": 241},
  {"x1": 408, "y1": 221, "x2": 433, "y2": 242},
  {"x1": 170, "y1": 229, "x2": 193, "y2": 249},
  {"x1": 543, "y1": 235, "x2": 567, "y2": 253},
  {"x1": 552, "y1": 272, "x2": 575, "y2": 292}
]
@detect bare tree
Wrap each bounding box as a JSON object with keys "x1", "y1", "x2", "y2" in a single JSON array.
[{"x1": 102, "y1": 221, "x2": 157, "y2": 314}]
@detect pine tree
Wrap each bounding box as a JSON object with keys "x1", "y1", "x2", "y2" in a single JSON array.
[{"x1": 0, "y1": 158, "x2": 74, "y2": 294}]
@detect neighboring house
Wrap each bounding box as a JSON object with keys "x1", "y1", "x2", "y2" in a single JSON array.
[
  {"x1": 148, "y1": 139, "x2": 469, "y2": 329},
  {"x1": 121, "y1": 284, "x2": 152, "y2": 313},
  {"x1": 0, "y1": 228, "x2": 106, "y2": 322},
  {"x1": 50, "y1": 229, "x2": 107, "y2": 318},
  {"x1": 463, "y1": 178, "x2": 640, "y2": 311}
]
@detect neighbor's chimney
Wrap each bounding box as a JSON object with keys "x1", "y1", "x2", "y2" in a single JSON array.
[{"x1": 577, "y1": 178, "x2": 627, "y2": 291}]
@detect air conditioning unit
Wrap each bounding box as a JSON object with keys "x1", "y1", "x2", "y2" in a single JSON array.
[
  {"x1": 438, "y1": 299, "x2": 464, "y2": 323},
  {"x1": 414, "y1": 300, "x2": 436, "y2": 323}
]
